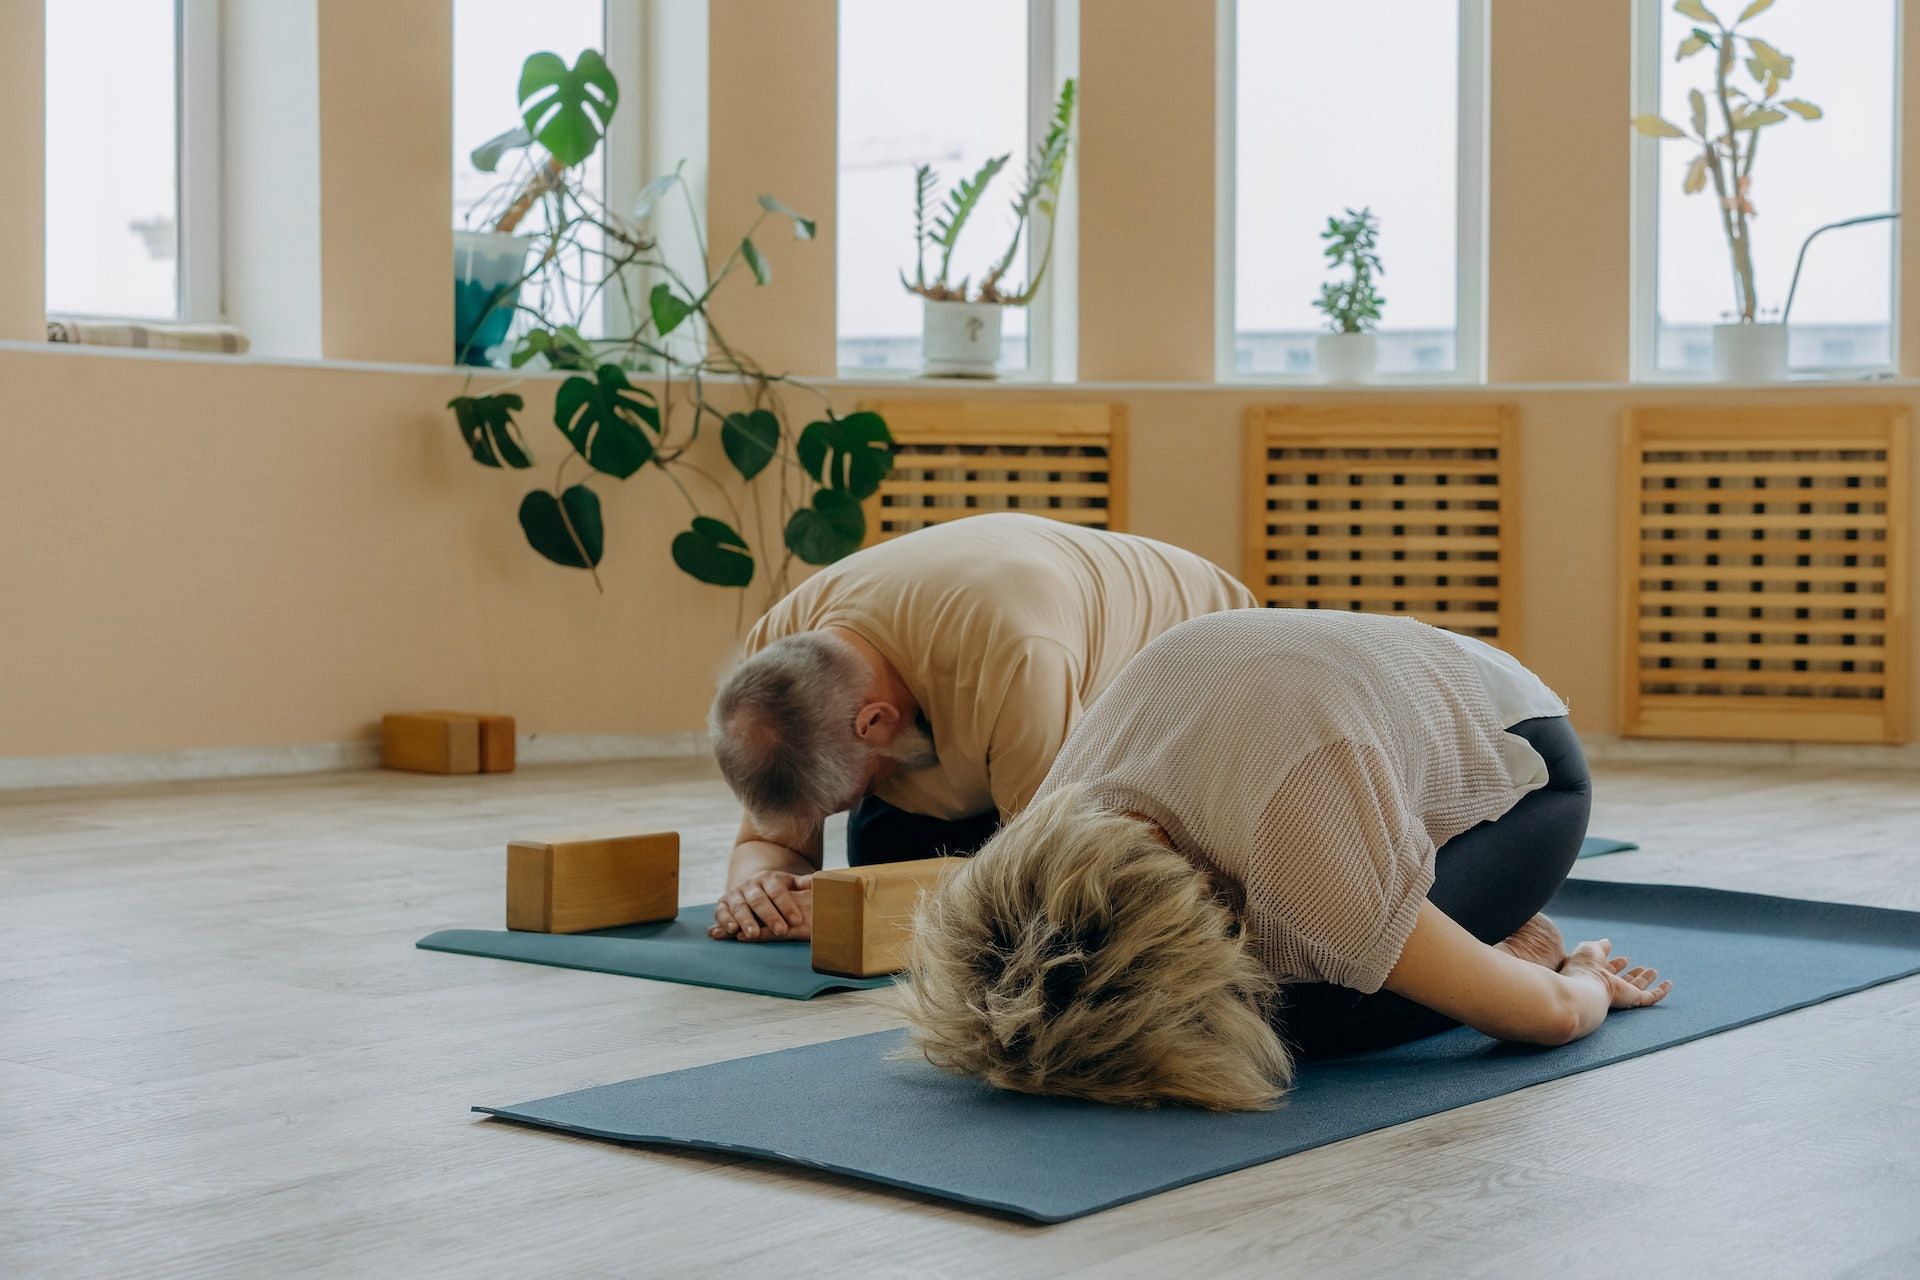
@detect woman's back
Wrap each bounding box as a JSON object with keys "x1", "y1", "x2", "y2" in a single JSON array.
[{"x1": 1035, "y1": 609, "x2": 1541, "y2": 990}]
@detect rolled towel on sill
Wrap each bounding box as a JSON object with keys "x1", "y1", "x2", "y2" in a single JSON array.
[{"x1": 47, "y1": 317, "x2": 249, "y2": 355}]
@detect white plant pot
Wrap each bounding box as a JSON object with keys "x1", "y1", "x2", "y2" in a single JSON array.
[
  {"x1": 1711, "y1": 322, "x2": 1789, "y2": 382},
  {"x1": 1315, "y1": 332, "x2": 1379, "y2": 384},
  {"x1": 921, "y1": 299, "x2": 1004, "y2": 378}
]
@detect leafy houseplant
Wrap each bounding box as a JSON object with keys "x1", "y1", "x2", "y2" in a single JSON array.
[
  {"x1": 900, "y1": 80, "x2": 1077, "y2": 377},
  {"x1": 1312, "y1": 207, "x2": 1385, "y2": 383},
  {"x1": 1631, "y1": 0, "x2": 1822, "y2": 379},
  {"x1": 449, "y1": 50, "x2": 894, "y2": 602}
]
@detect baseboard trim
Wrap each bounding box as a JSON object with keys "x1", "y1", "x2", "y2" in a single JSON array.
[
  {"x1": 6, "y1": 729, "x2": 1913, "y2": 792},
  {"x1": 1580, "y1": 734, "x2": 1920, "y2": 771},
  {"x1": 0, "y1": 732, "x2": 711, "y2": 792}
]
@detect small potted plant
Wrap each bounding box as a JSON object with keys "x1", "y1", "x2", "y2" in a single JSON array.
[
  {"x1": 1631, "y1": 0, "x2": 1822, "y2": 381},
  {"x1": 1313, "y1": 207, "x2": 1385, "y2": 383},
  {"x1": 901, "y1": 80, "x2": 1076, "y2": 377},
  {"x1": 455, "y1": 51, "x2": 620, "y2": 365}
]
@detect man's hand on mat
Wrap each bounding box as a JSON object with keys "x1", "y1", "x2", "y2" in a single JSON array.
[
  {"x1": 711, "y1": 871, "x2": 814, "y2": 942},
  {"x1": 1560, "y1": 939, "x2": 1672, "y2": 1010}
]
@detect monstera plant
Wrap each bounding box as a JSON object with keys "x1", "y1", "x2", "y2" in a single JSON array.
[{"x1": 451, "y1": 50, "x2": 893, "y2": 597}]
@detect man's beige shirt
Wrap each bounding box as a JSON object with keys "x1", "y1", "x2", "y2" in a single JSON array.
[{"x1": 744, "y1": 513, "x2": 1256, "y2": 820}]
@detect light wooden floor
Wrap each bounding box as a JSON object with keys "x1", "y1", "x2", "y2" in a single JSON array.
[{"x1": 3, "y1": 758, "x2": 1918, "y2": 1278}]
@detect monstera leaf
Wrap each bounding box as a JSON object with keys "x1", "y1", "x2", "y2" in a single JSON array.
[
  {"x1": 785, "y1": 488, "x2": 867, "y2": 565},
  {"x1": 511, "y1": 325, "x2": 596, "y2": 371},
  {"x1": 648, "y1": 283, "x2": 695, "y2": 337},
  {"x1": 554, "y1": 365, "x2": 660, "y2": 479},
  {"x1": 757, "y1": 194, "x2": 816, "y2": 241},
  {"x1": 519, "y1": 485, "x2": 604, "y2": 568},
  {"x1": 470, "y1": 126, "x2": 532, "y2": 173},
  {"x1": 721, "y1": 409, "x2": 781, "y2": 481},
  {"x1": 795, "y1": 411, "x2": 893, "y2": 499},
  {"x1": 449, "y1": 392, "x2": 532, "y2": 469},
  {"x1": 518, "y1": 50, "x2": 618, "y2": 168},
  {"x1": 672, "y1": 516, "x2": 754, "y2": 587}
]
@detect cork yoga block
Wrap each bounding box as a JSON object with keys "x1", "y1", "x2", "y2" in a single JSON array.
[
  {"x1": 506, "y1": 832, "x2": 680, "y2": 934},
  {"x1": 810, "y1": 857, "x2": 966, "y2": 978},
  {"x1": 380, "y1": 712, "x2": 516, "y2": 774}
]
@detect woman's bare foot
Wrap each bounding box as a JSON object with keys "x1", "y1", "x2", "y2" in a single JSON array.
[{"x1": 1496, "y1": 914, "x2": 1565, "y2": 970}]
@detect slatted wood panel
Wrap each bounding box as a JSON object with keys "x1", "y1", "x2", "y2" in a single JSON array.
[
  {"x1": 1619, "y1": 407, "x2": 1910, "y2": 744},
  {"x1": 1244, "y1": 405, "x2": 1519, "y2": 644},
  {"x1": 858, "y1": 401, "x2": 1127, "y2": 543}
]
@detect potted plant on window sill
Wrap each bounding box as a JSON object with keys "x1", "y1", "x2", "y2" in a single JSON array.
[
  {"x1": 1631, "y1": 0, "x2": 1824, "y2": 382},
  {"x1": 901, "y1": 80, "x2": 1075, "y2": 378},
  {"x1": 445, "y1": 49, "x2": 894, "y2": 604},
  {"x1": 1313, "y1": 206, "x2": 1385, "y2": 383}
]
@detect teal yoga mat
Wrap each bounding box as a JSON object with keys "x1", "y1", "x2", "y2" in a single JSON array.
[
  {"x1": 416, "y1": 905, "x2": 891, "y2": 1000},
  {"x1": 420, "y1": 839, "x2": 1636, "y2": 998},
  {"x1": 478, "y1": 879, "x2": 1920, "y2": 1222}
]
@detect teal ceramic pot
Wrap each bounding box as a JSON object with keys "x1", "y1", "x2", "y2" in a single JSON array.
[{"x1": 454, "y1": 230, "x2": 532, "y2": 366}]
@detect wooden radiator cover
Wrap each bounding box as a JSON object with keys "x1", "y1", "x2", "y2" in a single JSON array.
[
  {"x1": 1618, "y1": 407, "x2": 1909, "y2": 744},
  {"x1": 858, "y1": 401, "x2": 1128, "y2": 544},
  {"x1": 1244, "y1": 405, "x2": 1519, "y2": 645}
]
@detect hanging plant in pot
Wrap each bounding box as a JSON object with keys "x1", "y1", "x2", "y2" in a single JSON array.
[
  {"x1": 447, "y1": 50, "x2": 894, "y2": 606},
  {"x1": 902, "y1": 80, "x2": 1076, "y2": 378},
  {"x1": 1631, "y1": 0, "x2": 1823, "y2": 381},
  {"x1": 1313, "y1": 207, "x2": 1385, "y2": 383}
]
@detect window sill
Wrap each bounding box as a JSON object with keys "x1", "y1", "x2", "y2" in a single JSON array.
[{"x1": 6, "y1": 340, "x2": 1919, "y2": 397}]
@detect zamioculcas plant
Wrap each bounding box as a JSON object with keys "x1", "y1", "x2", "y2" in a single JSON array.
[
  {"x1": 1631, "y1": 0, "x2": 1822, "y2": 323},
  {"x1": 450, "y1": 51, "x2": 894, "y2": 602},
  {"x1": 1313, "y1": 207, "x2": 1385, "y2": 334},
  {"x1": 902, "y1": 79, "x2": 1077, "y2": 306}
]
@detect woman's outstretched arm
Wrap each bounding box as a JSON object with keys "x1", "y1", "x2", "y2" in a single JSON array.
[{"x1": 1383, "y1": 901, "x2": 1671, "y2": 1046}]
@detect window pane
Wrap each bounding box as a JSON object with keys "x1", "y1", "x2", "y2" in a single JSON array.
[
  {"x1": 454, "y1": 0, "x2": 608, "y2": 353},
  {"x1": 45, "y1": 0, "x2": 180, "y2": 319},
  {"x1": 837, "y1": 0, "x2": 1031, "y2": 373},
  {"x1": 1234, "y1": 1, "x2": 1462, "y2": 376},
  {"x1": 1652, "y1": 1, "x2": 1896, "y2": 371}
]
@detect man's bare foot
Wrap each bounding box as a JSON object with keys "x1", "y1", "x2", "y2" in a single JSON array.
[{"x1": 1496, "y1": 913, "x2": 1565, "y2": 970}]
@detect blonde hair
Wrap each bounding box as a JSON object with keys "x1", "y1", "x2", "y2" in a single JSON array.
[{"x1": 895, "y1": 788, "x2": 1293, "y2": 1111}]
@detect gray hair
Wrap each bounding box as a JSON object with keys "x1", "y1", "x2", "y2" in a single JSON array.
[{"x1": 709, "y1": 632, "x2": 869, "y2": 832}]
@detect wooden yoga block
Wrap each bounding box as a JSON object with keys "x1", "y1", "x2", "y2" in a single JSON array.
[
  {"x1": 506, "y1": 832, "x2": 680, "y2": 934},
  {"x1": 811, "y1": 857, "x2": 965, "y2": 978},
  {"x1": 380, "y1": 712, "x2": 516, "y2": 774}
]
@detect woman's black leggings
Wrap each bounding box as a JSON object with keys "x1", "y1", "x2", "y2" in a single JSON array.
[{"x1": 1277, "y1": 716, "x2": 1593, "y2": 1060}]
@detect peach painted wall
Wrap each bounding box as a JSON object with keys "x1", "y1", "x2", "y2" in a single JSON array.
[
  {"x1": 315, "y1": 0, "x2": 454, "y2": 364},
  {"x1": 1486, "y1": 0, "x2": 1632, "y2": 383},
  {"x1": 3, "y1": 343, "x2": 1917, "y2": 758},
  {"x1": 5, "y1": 4, "x2": 1920, "y2": 761},
  {"x1": 1, "y1": 0, "x2": 44, "y2": 342},
  {"x1": 1077, "y1": 0, "x2": 1217, "y2": 381}
]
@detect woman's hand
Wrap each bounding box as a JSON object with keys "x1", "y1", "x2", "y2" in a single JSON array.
[
  {"x1": 1560, "y1": 938, "x2": 1672, "y2": 1010},
  {"x1": 1385, "y1": 903, "x2": 1671, "y2": 1049},
  {"x1": 711, "y1": 870, "x2": 813, "y2": 942}
]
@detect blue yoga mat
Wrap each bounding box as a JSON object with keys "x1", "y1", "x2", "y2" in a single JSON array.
[
  {"x1": 478, "y1": 879, "x2": 1920, "y2": 1222},
  {"x1": 417, "y1": 904, "x2": 891, "y2": 1000},
  {"x1": 419, "y1": 840, "x2": 1636, "y2": 1000}
]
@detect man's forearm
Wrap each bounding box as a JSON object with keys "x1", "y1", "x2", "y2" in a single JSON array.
[{"x1": 725, "y1": 839, "x2": 817, "y2": 888}]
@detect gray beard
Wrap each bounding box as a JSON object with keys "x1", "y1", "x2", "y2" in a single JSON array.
[{"x1": 879, "y1": 721, "x2": 939, "y2": 772}]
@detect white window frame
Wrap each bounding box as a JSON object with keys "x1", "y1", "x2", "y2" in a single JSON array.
[
  {"x1": 833, "y1": 0, "x2": 1076, "y2": 382},
  {"x1": 600, "y1": 0, "x2": 651, "y2": 341},
  {"x1": 177, "y1": 0, "x2": 223, "y2": 322},
  {"x1": 1214, "y1": 0, "x2": 1488, "y2": 385},
  {"x1": 1629, "y1": 0, "x2": 1902, "y2": 382}
]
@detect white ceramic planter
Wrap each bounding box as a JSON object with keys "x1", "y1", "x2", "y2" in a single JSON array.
[
  {"x1": 1711, "y1": 322, "x2": 1789, "y2": 382},
  {"x1": 921, "y1": 299, "x2": 1004, "y2": 378},
  {"x1": 1315, "y1": 332, "x2": 1379, "y2": 383}
]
